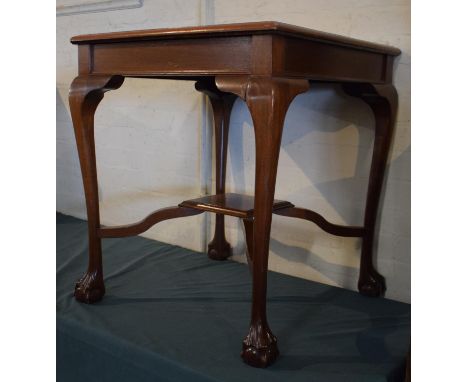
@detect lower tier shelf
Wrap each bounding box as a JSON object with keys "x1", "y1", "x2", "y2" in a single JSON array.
[
  {"x1": 179, "y1": 193, "x2": 294, "y2": 219},
  {"x1": 99, "y1": 193, "x2": 364, "y2": 239}
]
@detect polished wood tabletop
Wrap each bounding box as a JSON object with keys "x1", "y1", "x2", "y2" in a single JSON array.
[
  {"x1": 71, "y1": 21, "x2": 400, "y2": 54},
  {"x1": 69, "y1": 21, "x2": 400, "y2": 368},
  {"x1": 71, "y1": 21, "x2": 399, "y2": 82}
]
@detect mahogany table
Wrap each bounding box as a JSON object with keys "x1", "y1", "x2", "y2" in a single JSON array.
[{"x1": 69, "y1": 21, "x2": 400, "y2": 368}]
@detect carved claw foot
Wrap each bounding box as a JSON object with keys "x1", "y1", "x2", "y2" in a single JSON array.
[
  {"x1": 74, "y1": 270, "x2": 105, "y2": 304},
  {"x1": 207, "y1": 238, "x2": 232, "y2": 261},
  {"x1": 358, "y1": 268, "x2": 386, "y2": 297},
  {"x1": 241, "y1": 324, "x2": 279, "y2": 368}
]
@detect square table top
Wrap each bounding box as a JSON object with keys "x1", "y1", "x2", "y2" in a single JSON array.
[{"x1": 71, "y1": 21, "x2": 400, "y2": 56}]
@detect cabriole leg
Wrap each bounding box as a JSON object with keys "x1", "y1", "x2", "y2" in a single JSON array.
[
  {"x1": 69, "y1": 75, "x2": 124, "y2": 303},
  {"x1": 217, "y1": 75, "x2": 309, "y2": 367},
  {"x1": 196, "y1": 80, "x2": 236, "y2": 260},
  {"x1": 342, "y1": 83, "x2": 398, "y2": 297}
]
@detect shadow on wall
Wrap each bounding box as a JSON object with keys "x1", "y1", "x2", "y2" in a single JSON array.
[
  {"x1": 56, "y1": 87, "x2": 70, "y2": 127},
  {"x1": 57, "y1": 80, "x2": 204, "y2": 222},
  {"x1": 226, "y1": 83, "x2": 410, "y2": 290},
  {"x1": 58, "y1": 80, "x2": 410, "y2": 294},
  {"x1": 228, "y1": 83, "x2": 376, "y2": 219},
  {"x1": 269, "y1": 236, "x2": 359, "y2": 288},
  {"x1": 57, "y1": 87, "x2": 87, "y2": 215}
]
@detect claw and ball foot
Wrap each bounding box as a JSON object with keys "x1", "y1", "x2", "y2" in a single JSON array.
[
  {"x1": 207, "y1": 235, "x2": 232, "y2": 260},
  {"x1": 74, "y1": 270, "x2": 105, "y2": 304},
  {"x1": 217, "y1": 75, "x2": 310, "y2": 368},
  {"x1": 358, "y1": 268, "x2": 386, "y2": 297},
  {"x1": 69, "y1": 75, "x2": 124, "y2": 304},
  {"x1": 241, "y1": 323, "x2": 279, "y2": 368},
  {"x1": 342, "y1": 83, "x2": 397, "y2": 298}
]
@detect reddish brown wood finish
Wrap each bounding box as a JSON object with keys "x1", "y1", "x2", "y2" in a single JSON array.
[
  {"x1": 69, "y1": 21, "x2": 400, "y2": 368},
  {"x1": 92, "y1": 38, "x2": 252, "y2": 76},
  {"x1": 216, "y1": 76, "x2": 310, "y2": 367},
  {"x1": 72, "y1": 22, "x2": 399, "y2": 82},
  {"x1": 342, "y1": 83, "x2": 398, "y2": 297},
  {"x1": 71, "y1": 21, "x2": 401, "y2": 56},
  {"x1": 280, "y1": 36, "x2": 391, "y2": 83},
  {"x1": 69, "y1": 75, "x2": 124, "y2": 303},
  {"x1": 98, "y1": 207, "x2": 203, "y2": 238},
  {"x1": 195, "y1": 80, "x2": 236, "y2": 260},
  {"x1": 274, "y1": 206, "x2": 365, "y2": 237},
  {"x1": 179, "y1": 193, "x2": 293, "y2": 219}
]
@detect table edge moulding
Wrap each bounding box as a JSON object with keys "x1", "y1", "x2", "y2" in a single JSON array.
[{"x1": 68, "y1": 21, "x2": 401, "y2": 368}]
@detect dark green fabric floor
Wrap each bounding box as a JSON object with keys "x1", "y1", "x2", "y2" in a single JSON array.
[{"x1": 57, "y1": 213, "x2": 410, "y2": 382}]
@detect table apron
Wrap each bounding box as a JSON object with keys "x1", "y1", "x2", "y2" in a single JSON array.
[
  {"x1": 87, "y1": 37, "x2": 252, "y2": 76},
  {"x1": 77, "y1": 35, "x2": 392, "y2": 83}
]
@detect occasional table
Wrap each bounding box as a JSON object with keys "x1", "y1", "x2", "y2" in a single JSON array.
[{"x1": 69, "y1": 21, "x2": 400, "y2": 368}]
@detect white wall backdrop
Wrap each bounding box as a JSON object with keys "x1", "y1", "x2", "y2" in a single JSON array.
[{"x1": 57, "y1": 0, "x2": 410, "y2": 302}]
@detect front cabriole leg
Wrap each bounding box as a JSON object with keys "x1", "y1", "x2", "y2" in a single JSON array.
[
  {"x1": 69, "y1": 75, "x2": 124, "y2": 303},
  {"x1": 217, "y1": 76, "x2": 309, "y2": 367},
  {"x1": 342, "y1": 83, "x2": 398, "y2": 297}
]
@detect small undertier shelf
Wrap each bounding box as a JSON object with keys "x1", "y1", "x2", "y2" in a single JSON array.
[{"x1": 179, "y1": 193, "x2": 294, "y2": 219}]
